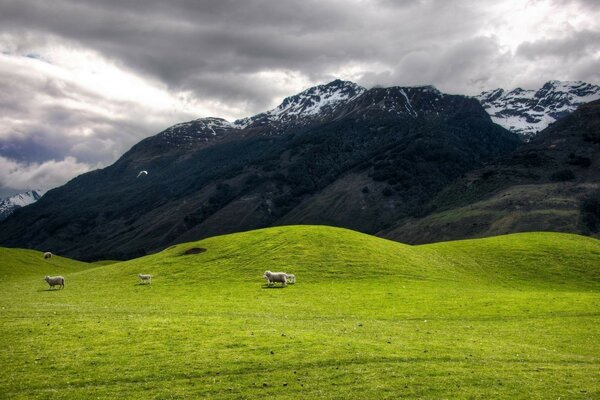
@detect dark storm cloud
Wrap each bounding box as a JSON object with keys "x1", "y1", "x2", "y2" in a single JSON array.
[{"x1": 0, "y1": 0, "x2": 489, "y2": 103}]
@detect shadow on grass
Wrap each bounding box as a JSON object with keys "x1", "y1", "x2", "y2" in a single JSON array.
[
  {"x1": 38, "y1": 288, "x2": 64, "y2": 292},
  {"x1": 261, "y1": 284, "x2": 288, "y2": 289}
]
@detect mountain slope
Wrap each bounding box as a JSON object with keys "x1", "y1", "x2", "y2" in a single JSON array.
[
  {"x1": 0, "y1": 190, "x2": 46, "y2": 221},
  {"x1": 476, "y1": 80, "x2": 600, "y2": 138},
  {"x1": 0, "y1": 81, "x2": 518, "y2": 260},
  {"x1": 385, "y1": 99, "x2": 600, "y2": 243}
]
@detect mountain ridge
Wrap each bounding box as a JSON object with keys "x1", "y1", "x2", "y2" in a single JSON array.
[{"x1": 149, "y1": 78, "x2": 599, "y2": 144}]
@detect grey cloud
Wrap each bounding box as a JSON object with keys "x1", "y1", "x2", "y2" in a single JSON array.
[
  {"x1": 0, "y1": 0, "x2": 489, "y2": 96},
  {"x1": 358, "y1": 36, "x2": 511, "y2": 94},
  {"x1": 0, "y1": 155, "x2": 94, "y2": 196},
  {"x1": 517, "y1": 30, "x2": 600, "y2": 60}
]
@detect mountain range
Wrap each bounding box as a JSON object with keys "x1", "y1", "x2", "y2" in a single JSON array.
[{"x1": 0, "y1": 79, "x2": 598, "y2": 260}]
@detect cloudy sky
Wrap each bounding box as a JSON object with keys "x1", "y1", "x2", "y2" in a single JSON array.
[{"x1": 1, "y1": 0, "x2": 599, "y2": 196}]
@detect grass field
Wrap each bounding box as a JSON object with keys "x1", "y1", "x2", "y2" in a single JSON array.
[{"x1": 1, "y1": 225, "x2": 599, "y2": 399}]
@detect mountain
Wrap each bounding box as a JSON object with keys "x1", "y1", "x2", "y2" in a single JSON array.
[
  {"x1": 233, "y1": 79, "x2": 367, "y2": 131},
  {"x1": 476, "y1": 80, "x2": 600, "y2": 138},
  {"x1": 0, "y1": 80, "x2": 519, "y2": 260},
  {"x1": 0, "y1": 190, "x2": 46, "y2": 221},
  {"x1": 385, "y1": 99, "x2": 600, "y2": 244}
]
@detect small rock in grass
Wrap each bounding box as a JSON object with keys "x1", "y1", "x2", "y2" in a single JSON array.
[
  {"x1": 270, "y1": 350, "x2": 274, "y2": 355},
  {"x1": 283, "y1": 383, "x2": 288, "y2": 387},
  {"x1": 262, "y1": 383, "x2": 268, "y2": 387}
]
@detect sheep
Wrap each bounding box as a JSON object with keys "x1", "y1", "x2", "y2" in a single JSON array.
[
  {"x1": 138, "y1": 274, "x2": 152, "y2": 284},
  {"x1": 285, "y1": 274, "x2": 296, "y2": 284},
  {"x1": 44, "y1": 275, "x2": 64, "y2": 289},
  {"x1": 263, "y1": 270, "x2": 287, "y2": 287},
  {"x1": 43, "y1": 252, "x2": 52, "y2": 260}
]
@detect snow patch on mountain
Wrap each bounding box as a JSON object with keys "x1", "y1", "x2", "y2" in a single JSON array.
[{"x1": 477, "y1": 81, "x2": 600, "y2": 138}]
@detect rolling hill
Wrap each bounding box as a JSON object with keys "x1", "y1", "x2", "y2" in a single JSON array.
[{"x1": 1, "y1": 226, "x2": 599, "y2": 398}]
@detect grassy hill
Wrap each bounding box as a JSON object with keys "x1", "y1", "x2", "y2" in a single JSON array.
[
  {"x1": 0, "y1": 226, "x2": 599, "y2": 398},
  {"x1": 0, "y1": 247, "x2": 93, "y2": 281}
]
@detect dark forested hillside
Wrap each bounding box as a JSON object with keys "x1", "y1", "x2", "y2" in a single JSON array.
[
  {"x1": 384, "y1": 99, "x2": 600, "y2": 243},
  {"x1": 0, "y1": 81, "x2": 519, "y2": 260}
]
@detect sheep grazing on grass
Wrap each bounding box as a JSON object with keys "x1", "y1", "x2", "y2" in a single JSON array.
[
  {"x1": 44, "y1": 275, "x2": 64, "y2": 289},
  {"x1": 285, "y1": 274, "x2": 296, "y2": 284},
  {"x1": 43, "y1": 252, "x2": 52, "y2": 260},
  {"x1": 263, "y1": 271, "x2": 288, "y2": 287},
  {"x1": 138, "y1": 274, "x2": 152, "y2": 284}
]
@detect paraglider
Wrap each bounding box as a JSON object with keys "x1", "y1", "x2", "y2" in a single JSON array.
[{"x1": 137, "y1": 170, "x2": 148, "y2": 178}]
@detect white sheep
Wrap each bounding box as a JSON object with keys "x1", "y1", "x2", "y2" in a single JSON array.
[
  {"x1": 43, "y1": 252, "x2": 52, "y2": 260},
  {"x1": 138, "y1": 274, "x2": 152, "y2": 284},
  {"x1": 44, "y1": 275, "x2": 64, "y2": 289},
  {"x1": 263, "y1": 270, "x2": 287, "y2": 287}
]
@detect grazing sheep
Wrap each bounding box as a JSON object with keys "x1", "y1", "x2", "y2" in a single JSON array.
[
  {"x1": 138, "y1": 274, "x2": 152, "y2": 284},
  {"x1": 285, "y1": 274, "x2": 296, "y2": 284},
  {"x1": 263, "y1": 270, "x2": 287, "y2": 287},
  {"x1": 44, "y1": 275, "x2": 64, "y2": 289},
  {"x1": 43, "y1": 252, "x2": 52, "y2": 260}
]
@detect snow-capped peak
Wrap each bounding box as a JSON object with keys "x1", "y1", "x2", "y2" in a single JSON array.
[
  {"x1": 476, "y1": 80, "x2": 600, "y2": 138},
  {"x1": 272, "y1": 79, "x2": 366, "y2": 117},
  {"x1": 0, "y1": 189, "x2": 47, "y2": 221},
  {"x1": 233, "y1": 80, "x2": 367, "y2": 129},
  {"x1": 166, "y1": 117, "x2": 233, "y2": 136},
  {"x1": 4, "y1": 189, "x2": 46, "y2": 207}
]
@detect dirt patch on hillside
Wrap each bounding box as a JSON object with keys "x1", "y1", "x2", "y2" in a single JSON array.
[{"x1": 182, "y1": 247, "x2": 207, "y2": 255}]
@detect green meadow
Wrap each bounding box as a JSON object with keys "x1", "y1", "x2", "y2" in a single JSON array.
[{"x1": 1, "y1": 226, "x2": 599, "y2": 399}]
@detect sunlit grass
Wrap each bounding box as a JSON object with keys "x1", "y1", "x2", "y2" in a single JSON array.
[{"x1": 1, "y1": 226, "x2": 599, "y2": 398}]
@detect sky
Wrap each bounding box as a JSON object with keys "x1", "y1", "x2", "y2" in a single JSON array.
[{"x1": 1, "y1": 0, "x2": 599, "y2": 197}]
